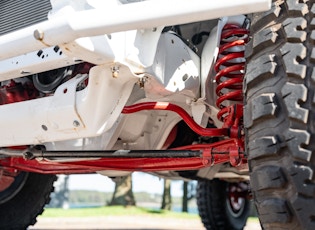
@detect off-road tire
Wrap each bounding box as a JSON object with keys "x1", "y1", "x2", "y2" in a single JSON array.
[
  {"x1": 244, "y1": 0, "x2": 315, "y2": 229},
  {"x1": 196, "y1": 179, "x2": 250, "y2": 230},
  {"x1": 0, "y1": 172, "x2": 56, "y2": 229}
]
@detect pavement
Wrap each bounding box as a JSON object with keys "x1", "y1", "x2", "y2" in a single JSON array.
[{"x1": 29, "y1": 216, "x2": 262, "y2": 230}]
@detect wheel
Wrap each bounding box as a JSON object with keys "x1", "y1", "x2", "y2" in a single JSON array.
[
  {"x1": 0, "y1": 169, "x2": 56, "y2": 229},
  {"x1": 244, "y1": 0, "x2": 315, "y2": 229},
  {"x1": 196, "y1": 179, "x2": 250, "y2": 230}
]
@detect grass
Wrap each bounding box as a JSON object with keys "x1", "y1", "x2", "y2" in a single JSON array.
[
  {"x1": 248, "y1": 217, "x2": 260, "y2": 222},
  {"x1": 41, "y1": 206, "x2": 199, "y2": 219},
  {"x1": 41, "y1": 206, "x2": 260, "y2": 224}
]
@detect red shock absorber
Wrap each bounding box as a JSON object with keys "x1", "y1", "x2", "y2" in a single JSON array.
[{"x1": 214, "y1": 24, "x2": 249, "y2": 123}]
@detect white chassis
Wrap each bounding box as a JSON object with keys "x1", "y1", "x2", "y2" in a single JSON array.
[{"x1": 0, "y1": 0, "x2": 270, "y2": 178}]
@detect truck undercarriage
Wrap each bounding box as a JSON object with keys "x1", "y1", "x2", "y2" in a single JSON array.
[{"x1": 1, "y1": 0, "x2": 315, "y2": 229}]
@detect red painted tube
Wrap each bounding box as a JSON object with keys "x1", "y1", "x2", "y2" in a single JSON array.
[
  {"x1": 0, "y1": 155, "x2": 218, "y2": 174},
  {"x1": 122, "y1": 102, "x2": 228, "y2": 137}
]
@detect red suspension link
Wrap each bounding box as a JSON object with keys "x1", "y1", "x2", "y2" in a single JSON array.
[{"x1": 122, "y1": 102, "x2": 228, "y2": 137}]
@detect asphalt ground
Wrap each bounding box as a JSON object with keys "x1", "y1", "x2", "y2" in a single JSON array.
[{"x1": 29, "y1": 216, "x2": 262, "y2": 230}]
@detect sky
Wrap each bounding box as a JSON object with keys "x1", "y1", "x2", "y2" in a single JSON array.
[{"x1": 67, "y1": 172, "x2": 185, "y2": 197}]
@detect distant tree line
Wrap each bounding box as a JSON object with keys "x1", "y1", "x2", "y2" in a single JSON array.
[{"x1": 49, "y1": 174, "x2": 197, "y2": 213}]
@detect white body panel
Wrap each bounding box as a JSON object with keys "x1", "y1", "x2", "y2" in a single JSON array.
[
  {"x1": 0, "y1": 65, "x2": 136, "y2": 146},
  {"x1": 0, "y1": 0, "x2": 270, "y2": 61},
  {"x1": 0, "y1": 32, "x2": 200, "y2": 148}
]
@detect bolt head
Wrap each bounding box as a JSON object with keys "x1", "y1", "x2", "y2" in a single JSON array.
[
  {"x1": 73, "y1": 120, "x2": 80, "y2": 127},
  {"x1": 34, "y1": 29, "x2": 44, "y2": 40}
]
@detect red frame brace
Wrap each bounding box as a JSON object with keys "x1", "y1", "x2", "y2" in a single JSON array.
[
  {"x1": 0, "y1": 102, "x2": 246, "y2": 174},
  {"x1": 0, "y1": 139, "x2": 245, "y2": 174}
]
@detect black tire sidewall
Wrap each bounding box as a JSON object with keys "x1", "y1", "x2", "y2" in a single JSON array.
[
  {"x1": 197, "y1": 179, "x2": 250, "y2": 230},
  {"x1": 0, "y1": 172, "x2": 56, "y2": 229}
]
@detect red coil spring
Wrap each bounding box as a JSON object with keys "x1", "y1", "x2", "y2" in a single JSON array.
[{"x1": 214, "y1": 24, "x2": 249, "y2": 122}]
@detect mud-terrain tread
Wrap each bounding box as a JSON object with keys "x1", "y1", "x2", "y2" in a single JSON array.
[
  {"x1": 197, "y1": 180, "x2": 224, "y2": 229},
  {"x1": 286, "y1": 128, "x2": 311, "y2": 161},
  {"x1": 245, "y1": 0, "x2": 315, "y2": 229},
  {"x1": 281, "y1": 82, "x2": 308, "y2": 123},
  {"x1": 250, "y1": 166, "x2": 287, "y2": 191},
  {"x1": 258, "y1": 199, "x2": 292, "y2": 224},
  {"x1": 247, "y1": 136, "x2": 282, "y2": 160},
  {"x1": 196, "y1": 179, "x2": 250, "y2": 230},
  {"x1": 244, "y1": 93, "x2": 278, "y2": 128},
  {"x1": 0, "y1": 173, "x2": 56, "y2": 229},
  {"x1": 280, "y1": 43, "x2": 307, "y2": 79},
  {"x1": 245, "y1": 54, "x2": 277, "y2": 87},
  {"x1": 249, "y1": 1, "x2": 282, "y2": 32},
  {"x1": 283, "y1": 18, "x2": 307, "y2": 42}
]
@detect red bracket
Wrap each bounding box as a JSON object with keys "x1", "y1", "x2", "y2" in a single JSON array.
[{"x1": 172, "y1": 138, "x2": 244, "y2": 167}]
